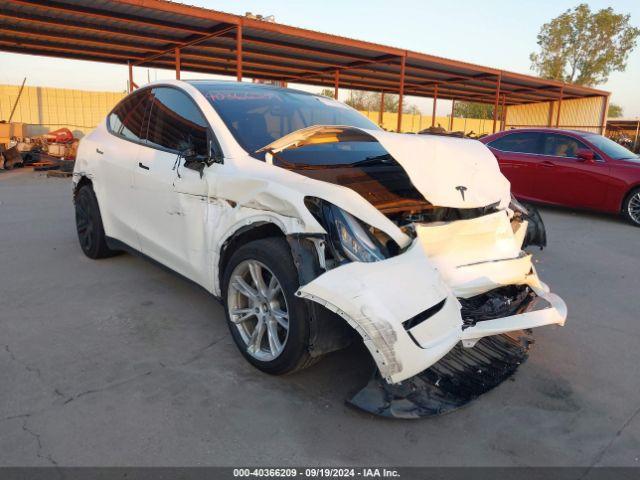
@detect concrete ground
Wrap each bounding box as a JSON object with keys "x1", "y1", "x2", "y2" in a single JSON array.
[{"x1": 0, "y1": 168, "x2": 638, "y2": 467}]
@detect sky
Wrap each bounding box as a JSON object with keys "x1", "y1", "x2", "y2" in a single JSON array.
[{"x1": 0, "y1": 0, "x2": 638, "y2": 117}]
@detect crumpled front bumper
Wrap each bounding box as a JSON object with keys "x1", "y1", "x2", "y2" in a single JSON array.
[{"x1": 297, "y1": 212, "x2": 567, "y2": 384}]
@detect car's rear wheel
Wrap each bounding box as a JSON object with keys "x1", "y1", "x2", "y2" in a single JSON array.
[
  {"x1": 622, "y1": 188, "x2": 640, "y2": 227},
  {"x1": 222, "y1": 237, "x2": 314, "y2": 375},
  {"x1": 74, "y1": 185, "x2": 119, "y2": 258}
]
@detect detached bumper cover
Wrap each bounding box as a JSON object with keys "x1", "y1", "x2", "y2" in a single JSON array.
[{"x1": 297, "y1": 213, "x2": 567, "y2": 384}]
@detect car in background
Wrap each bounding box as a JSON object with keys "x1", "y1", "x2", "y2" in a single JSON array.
[{"x1": 480, "y1": 128, "x2": 640, "y2": 227}]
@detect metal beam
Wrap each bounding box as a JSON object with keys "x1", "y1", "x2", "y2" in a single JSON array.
[
  {"x1": 555, "y1": 86, "x2": 564, "y2": 128},
  {"x1": 284, "y1": 54, "x2": 398, "y2": 82},
  {"x1": 128, "y1": 61, "x2": 134, "y2": 92},
  {"x1": 0, "y1": 10, "x2": 179, "y2": 44},
  {"x1": 397, "y1": 55, "x2": 406, "y2": 132},
  {"x1": 6, "y1": 0, "x2": 210, "y2": 35},
  {"x1": 333, "y1": 70, "x2": 339, "y2": 99},
  {"x1": 175, "y1": 48, "x2": 180, "y2": 79},
  {"x1": 599, "y1": 95, "x2": 609, "y2": 135},
  {"x1": 379, "y1": 91, "x2": 385, "y2": 126},
  {"x1": 449, "y1": 99, "x2": 455, "y2": 131},
  {"x1": 492, "y1": 74, "x2": 501, "y2": 133},
  {"x1": 133, "y1": 24, "x2": 235, "y2": 66},
  {"x1": 236, "y1": 23, "x2": 243, "y2": 81},
  {"x1": 431, "y1": 83, "x2": 438, "y2": 127}
]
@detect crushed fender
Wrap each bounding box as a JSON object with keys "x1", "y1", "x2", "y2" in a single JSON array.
[
  {"x1": 348, "y1": 330, "x2": 533, "y2": 419},
  {"x1": 520, "y1": 203, "x2": 547, "y2": 249}
]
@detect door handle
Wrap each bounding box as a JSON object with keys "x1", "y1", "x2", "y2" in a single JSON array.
[
  {"x1": 541, "y1": 161, "x2": 555, "y2": 168},
  {"x1": 96, "y1": 148, "x2": 103, "y2": 155},
  {"x1": 138, "y1": 162, "x2": 150, "y2": 170}
]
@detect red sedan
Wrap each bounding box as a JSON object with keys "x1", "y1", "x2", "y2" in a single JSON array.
[{"x1": 480, "y1": 128, "x2": 640, "y2": 226}]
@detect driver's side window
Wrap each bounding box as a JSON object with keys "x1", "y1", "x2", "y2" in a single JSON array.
[{"x1": 146, "y1": 87, "x2": 209, "y2": 156}]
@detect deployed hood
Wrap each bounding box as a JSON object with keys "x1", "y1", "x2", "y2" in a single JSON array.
[{"x1": 258, "y1": 125, "x2": 511, "y2": 209}]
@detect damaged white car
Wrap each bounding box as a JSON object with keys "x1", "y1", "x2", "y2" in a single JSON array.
[{"x1": 73, "y1": 80, "x2": 567, "y2": 418}]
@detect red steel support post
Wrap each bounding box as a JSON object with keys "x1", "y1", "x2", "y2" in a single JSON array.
[
  {"x1": 555, "y1": 87, "x2": 564, "y2": 128},
  {"x1": 378, "y1": 90, "x2": 385, "y2": 127},
  {"x1": 236, "y1": 23, "x2": 243, "y2": 81},
  {"x1": 334, "y1": 70, "x2": 339, "y2": 99},
  {"x1": 128, "y1": 61, "x2": 134, "y2": 93},
  {"x1": 397, "y1": 55, "x2": 406, "y2": 132},
  {"x1": 500, "y1": 95, "x2": 507, "y2": 130},
  {"x1": 449, "y1": 99, "x2": 455, "y2": 131},
  {"x1": 431, "y1": 83, "x2": 438, "y2": 127},
  {"x1": 599, "y1": 95, "x2": 609, "y2": 135},
  {"x1": 492, "y1": 74, "x2": 502, "y2": 133},
  {"x1": 175, "y1": 47, "x2": 181, "y2": 79}
]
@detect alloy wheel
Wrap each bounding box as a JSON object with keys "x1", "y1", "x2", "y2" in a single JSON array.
[
  {"x1": 227, "y1": 259, "x2": 290, "y2": 361},
  {"x1": 629, "y1": 192, "x2": 640, "y2": 225}
]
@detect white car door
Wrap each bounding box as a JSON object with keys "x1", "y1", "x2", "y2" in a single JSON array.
[
  {"x1": 92, "y1": 88, "x2": 153, "y2": 251},
  {"x1": 133, "y1": 86, "x2": 215, "y2": 286}
]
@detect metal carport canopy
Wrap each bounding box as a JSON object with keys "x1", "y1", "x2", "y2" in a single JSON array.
[{"x1": 0, "y1": 0, "x2": 609, "y2": 130}]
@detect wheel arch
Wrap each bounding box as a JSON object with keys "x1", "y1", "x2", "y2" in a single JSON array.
[
  {"x1": 621, "y1": 183, "x2": 640, "y2": 212},
  {"x1": 73, "y1": 175, "x2": 93, "y2": 198},
  {"x1": 217, "y1": 221, "x2": 286, "y2": 295}
]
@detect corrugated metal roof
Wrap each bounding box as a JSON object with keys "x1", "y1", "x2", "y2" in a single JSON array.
[{"x1": 0, "y1": 0, "x2": 609, "y2": 105}]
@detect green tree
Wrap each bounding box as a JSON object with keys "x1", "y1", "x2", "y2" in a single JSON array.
[
  {"x1": 608, "y1": 103, "x2": 624, "y2": 118},
  {"x1": 344, "y1": 90, "x2": 417, "y2": 114},
  {"x1": 318, "y1": 88, "x2": 335, "y2": 98},
  {"x1": 530, "y1": 4, "x2": 639, "y2": 86},
  {"x1": 453, "y1": 102, "x2": 494, "y2": 119}
]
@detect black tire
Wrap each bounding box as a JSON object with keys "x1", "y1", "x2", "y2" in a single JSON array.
[
  {"x1": 622, "y1": 187, "x2": 640, "y2": 227},
  {"x1": 74, "y1": 185, "x2": 119, "y2": 259},
  {"x1": 222, "y1": 237, "x2": 314, "y2": 376}
]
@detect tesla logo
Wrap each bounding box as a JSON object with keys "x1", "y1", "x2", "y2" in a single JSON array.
[{"x1": 456, "y1": 185, "x2": 468, "y2": 201}]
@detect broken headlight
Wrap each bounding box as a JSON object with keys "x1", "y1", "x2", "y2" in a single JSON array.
[{"x1": 305, "y1": 197, "x2": 394, "y2": 263}]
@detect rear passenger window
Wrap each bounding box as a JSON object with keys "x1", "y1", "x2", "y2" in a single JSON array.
[
  {"x1": 146, "y1": 87, "x2": 209, "y2": 155},
  {"x1": 488, "y1": 132, "x2": 543, "y2": 154},
  {"x1": 542, "y1": 134, "x2": 589, "y2": 158},
  {"x1": 108, "y1": 89, "x2": 152, "y2": 142}
]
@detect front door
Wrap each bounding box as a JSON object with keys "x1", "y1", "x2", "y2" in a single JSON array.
[
  {"x1": 133, "y1": 86, "x2": 213, "y2": 285},
  {"x1": 536, "y1": 133, "x2": 611, "y2": 209}
]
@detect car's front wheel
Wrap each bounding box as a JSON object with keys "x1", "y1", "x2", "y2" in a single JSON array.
[
  {"x1": 622, "y1": 188, "x2": 640, "y2": 227},
  {"x1": 222, "y1": 237, "x2": 314, "y2": 375}
]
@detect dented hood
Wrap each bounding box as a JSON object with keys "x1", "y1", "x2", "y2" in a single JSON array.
[{"x1": 258, "y1": 125, "x2": 511, "y2": 209}]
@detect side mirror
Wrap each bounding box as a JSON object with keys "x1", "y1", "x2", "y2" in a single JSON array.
[{"x1": 576, "y1": 148, "x2": 595, "y2": 162}]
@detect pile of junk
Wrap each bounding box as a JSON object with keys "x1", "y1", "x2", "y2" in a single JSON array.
[{"x1": 0, "y1": 123, "x2": 79, "y2": 174}]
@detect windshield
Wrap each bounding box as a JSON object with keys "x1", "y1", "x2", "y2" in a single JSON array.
[
  {"x1": 584, "y1": 134, "x2": 639, "y2": 160},
  {"x1": 192, "y1": 82, "x2": 379, "y2": 158}
]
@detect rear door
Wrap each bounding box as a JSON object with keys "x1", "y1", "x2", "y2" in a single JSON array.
[
  {"x1": 486, "y1": 132, "x2": 544, "y2": 201},
  {"x1": 95, "y1": 88, "x2": 153, "y2": 250},
  {"x1": 537, "y1": 133, "x2": 610, "y2": 209},
  {"x1": 133, "y1": 86, "x2": 213, "y2": 283}
]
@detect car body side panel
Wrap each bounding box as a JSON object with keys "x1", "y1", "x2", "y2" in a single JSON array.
[{"x1": 74, "y1": 121, "x2": 142, "y2": 251}]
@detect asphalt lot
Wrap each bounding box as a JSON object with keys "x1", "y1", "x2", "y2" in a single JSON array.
[{"x1": 1, "y1": 167, "x2": 639, "y2": 468}]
